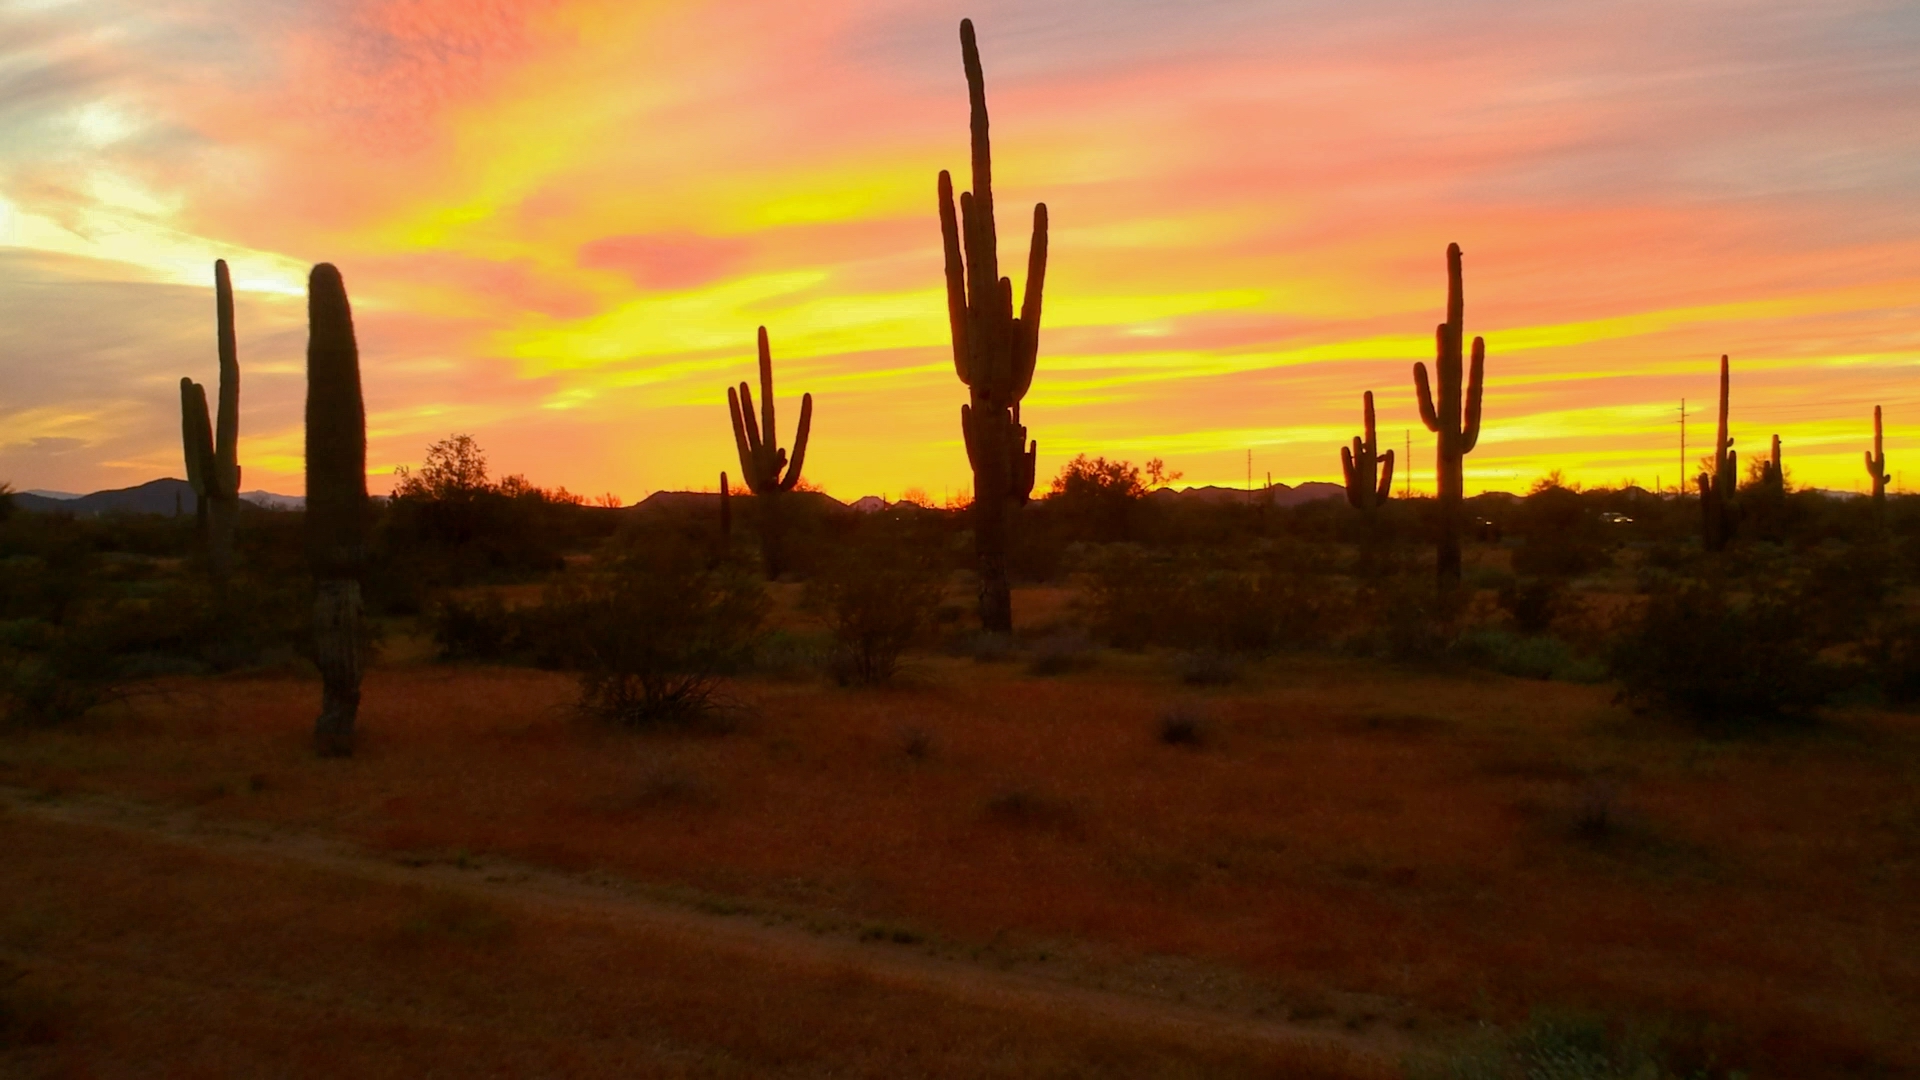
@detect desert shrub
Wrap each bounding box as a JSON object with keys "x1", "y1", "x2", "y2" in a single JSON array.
[
  {"x1": 1, "y1": 620, "x2": 123, "y2": 727},
  {"x1": 1156, "y1": 704, "x2": 1208, "y2": 746},
  {"x1": 550, "y1": 539, "x2": 767, "y2": 725},
  {"x1": 1176, "y1": 648, "x2": 1241, "y2": 686},
  {"x1": 1410, "y1": 1009, "x2": 1749, "y2": 1080},
  {"x1": 752, "y1": 630, "x2": 830, "y2": 680},
  {"x1": 430, "y1": 593, "x2": 521, "y2": 662},
  {"x1": 1454, "y1": 629, "x2": 1606, "y2": 683},
  {"x1": 1610, "y1": 579, "x2": 1832, "y2": 730},
  {"x1": 1086, "y1": 547, "x2": 1343, "y2": 654},
  {"x1": 808, "y1": 544, "x2": 945, "y2": 686},
  {"x1": 1026, "y1": 629, "x2": 1096, "y2": 676},
  {"x1": 1352, "y1": 576, "x2": 1459, "y2": 663},
  {"x1": 1497, "y1": 577, "x2": 1563, "y2": 634}
]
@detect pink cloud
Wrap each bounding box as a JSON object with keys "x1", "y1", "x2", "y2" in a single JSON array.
[{"x1": 577, "y1": 232, "x2": 751, "y2": 292}]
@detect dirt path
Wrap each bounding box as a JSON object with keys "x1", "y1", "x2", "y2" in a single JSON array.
[{"x1": 1, "y1": 784, "x2": 1415, "y2": 1069}]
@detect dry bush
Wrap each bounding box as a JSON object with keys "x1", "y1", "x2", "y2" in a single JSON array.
[
  {"x1": 808, "y1": 546, "x2": 945, "y2": 686},
  {"x1": 549, "y1": 538, "x2": 766, "y2": 725},
  {"x1": 1611, "y1": 578, "x2": 1832, "y2": 730}
]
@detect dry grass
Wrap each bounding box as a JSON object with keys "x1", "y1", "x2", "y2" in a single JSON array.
[{"x1": 2, "y1": 608, "x2": 1917, "y2": 1075}]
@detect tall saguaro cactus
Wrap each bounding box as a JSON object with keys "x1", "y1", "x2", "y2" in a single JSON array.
[
  {"x1": 1341, "y1": 390, "x2": 1395, "y2": 510},
  {"x1": 1866, "y1": 406, "x2": 1890, "y2": 504},
  {"x1": 727, "y1": 326, "x2": 811, "y2": 577},
  {"x1": 939, "y1": 18, "x2": 1047, "y2": 633},
  {"x1": 305, "y1": 264, "x2": 367, "y2": 758},
  {"x1": 1697, "y1": 355, "x2": 1737, "y2": 552},
  {"x1": 179, "y1": 259, "x2": 242, "y2": 577},
  {"x1": 1413, "y1": 243, "x2": 1485, "y2": 587}
]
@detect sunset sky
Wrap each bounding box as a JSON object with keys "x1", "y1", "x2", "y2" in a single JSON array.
[{"x1": 2, "y1": 0, "x2": 1916, "y2": 501}]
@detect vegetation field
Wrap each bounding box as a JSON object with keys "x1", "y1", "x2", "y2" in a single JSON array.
[{"x1": 4, "y1": 598, "x2": 1916, "y2": 1077}]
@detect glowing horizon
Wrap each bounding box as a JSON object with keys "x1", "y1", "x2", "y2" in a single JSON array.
[{"x1": 2, "y1": 1, "x2": 1917, "y2": 502}]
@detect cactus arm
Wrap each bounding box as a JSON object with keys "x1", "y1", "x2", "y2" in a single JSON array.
[
  {"x1": 1362, "y1": 390, "x2": 1377, "y2": 446},
  {"x1": 1378, "y1": 449, "x2": 1395, "y2": 502},
  {"x1": 180, "y1": 378, "x2": 211, "y2": 495},
  {"x1": 960, "y1": 19, "x2": 996, "y2": 285},
  {"x1": 1445, "y1": 242, "x2": 1463, "y2": 329},
  {"x1": 1012, "y1": 203, "x2": 1048, "y2": 401},
  {"x1": 1461, "y1": 335, "x2": 1486, "y2": 454},
  {"x1": 1017, "y1": 438, "x2": 1037, "y2": 503},
  {"x1": 1341, "y1": 444, "x2": 1359, "y2": 507},
  {"x1": 727, "y1": 386, "x2": 759, "y2": 491},
  {"x1": 1716, "y1": 354, "x2": 1730, "y2": 466},
  {"x1": 1866, "y1": 449, "x2": 1879, "y2": 479},
  {"x1": 780, "y1": 393, "x2": 813, "y2": 492},
  {"x1": 213, "y1": 259, "x2": 240, "y2": 498},
  {"x1": 1414, "y1": 360, "x2": 1439, "y2": 433},
  {"x1": 939, "y1": 171, "x2": 970, "y2": 384},
  {"x1": 960, "y1": 403, "x2": 979, "y2": 472},
  {"x1": 757, "y1": 326, "x2": 776, "y2": 463}
]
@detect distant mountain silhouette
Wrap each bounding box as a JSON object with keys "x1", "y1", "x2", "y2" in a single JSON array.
[
  {"x1": 10, "y1": 478, "x2": 303, "y2": 516},
  {"x1": 1147, "y1": 482, "x2": 1346, "y2": 507}
]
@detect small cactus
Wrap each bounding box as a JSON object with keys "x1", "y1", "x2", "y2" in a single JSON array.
[
  {"x1": 1866, "y1": 406, "x2": 1890, "y2": 503},
  {"x1": 719, "y1": 471, "x2": 732, "y2": 538},
  {"x1": 1759, "y1": 433, "x2": 1784, "y2": 495},
  {"x1": 305, "y1": 263, "x2": 367, "y2": 758},
  {"x1": 939, "y1": 18, "x2": 1047, "y2": 632},
  {"x1": 1341, "y1": 390, "x2": 1395, "y2": 510},
  {"x1": 178, "y1": 260, "x2": 242, "y2": 577},
  {"x1": 1697, "y1": 355, "x2": 1737, "y2": 552},
  {"x1": 1413, "y1": 243, "x2": 1486, "y2": 587},
  {"x1": 727, "y1": 326, "x2": 811, "y2": 577}
]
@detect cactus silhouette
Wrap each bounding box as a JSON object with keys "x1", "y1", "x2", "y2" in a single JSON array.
[
  {"x1": 1696, "y1": 354, "x2": 1737, "y2": 552},
  {"x1": 305, "y1": 263, "x2": 367, "y2": 758},
  {"x1": 1341, "y1": 391, "x2": 1395, "y2": 510},
  {"x1": 1865, "y1": 406, "x2": 1890, "y2": 504},
  {"x1": 1759, "y1": 433, "x2": 1784, "y2": 495},
  {"x1": 727, "y1": 326, "x2": 811, "y2": 577},
  {"x1": 1413, "y1": 243, "x2": 1485, "y2": 586},
  {"x1": 939, "y1": 18, "x2": 1047, "y2": 633},
  {"x1": 179, "y1": 259, "x2": 242, "y2": 578},
  {"x1": 719, "y1": 471, "x2": 732, "y2": 539}
]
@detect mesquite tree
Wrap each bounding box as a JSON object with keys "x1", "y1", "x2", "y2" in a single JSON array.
[
  {"x1": 1341, "y1": 390, "x2": 1395, "y2": 510},
  {"x1": 179, "y1": 259, "x2": 242, "y2": 578},
  {"x1": 938, "y1": 18, "x2": 1048, "y2": 633},
  {"x1": 726, "y1": 326, "x2": 811, "y2": 578},
  {"x1": 1413, "y1": 243, "x2": 1485, "y2": 587},
  {"x1": 306, "y1": 264, "x2": 367, "y2": 758}
]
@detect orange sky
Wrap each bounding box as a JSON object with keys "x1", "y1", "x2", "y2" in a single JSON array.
[{"x1": 2, "y1": 0, "x2": 1917, "y2": 500}]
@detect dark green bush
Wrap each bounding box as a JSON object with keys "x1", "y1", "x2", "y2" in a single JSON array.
[{"x1": 1610, "y1": 579, "x2": 1832, "y2": 729}]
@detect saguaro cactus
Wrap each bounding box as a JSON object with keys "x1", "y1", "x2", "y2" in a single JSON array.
[
  {"x1": 1341, "y1": 390, "x2": 1395, "y2": 510},
  {"x1": 1759, "y1": 433, "x2": 1784, "y2": 495},
  {"x1": 1413, "y1": 243, "x2": 1485, "y2": 587},
  {"x1": 1696, "y1": 355, "x2": 1738, "y2": 552},
  {"x1": 719, "y1": 471, "x2": 732, "y2": 539},
  {"x1": 939, "y1": 18, "x2": 1047, "y2": 633},
  {"x1": 305, "y1": 264, "x2": 367, "y2": 758},
  {"x1": 179, "y1": 259, "x2": 242, "y2": 577},
  {"x1": 727, "y1": 326, "x2": 811, "y2": 577},
  {"x1": 1866, "y1": 406, "x2": 1890, "y2": 504}
]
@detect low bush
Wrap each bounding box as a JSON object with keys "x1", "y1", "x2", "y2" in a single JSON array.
[
  {"x1": 808, "y1": 545, "x2": 946, "y2": 686},
  {"x1": 1156, "y1": 704, "x2": 1208, "y2": 746},
  {"x1": 549, "y1": 539, "x2": 766, "y2": 725},
  {"x1": 1610, "y1": 579, "x2": 1832, "y2": 730},
  {"x1": 1026, "y1": 630, "x2": 1097, "y2": 676}
]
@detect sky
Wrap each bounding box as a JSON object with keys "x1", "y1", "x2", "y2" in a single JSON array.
[{"x1": 1, "y1": 0, "x2": 1916, "y2": 502}]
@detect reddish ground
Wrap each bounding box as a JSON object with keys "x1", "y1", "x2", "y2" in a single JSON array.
[{"x1": 2, "y1": 630, "x2": 1916, "y2": 1076}]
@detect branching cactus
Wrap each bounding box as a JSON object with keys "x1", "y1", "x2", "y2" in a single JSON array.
[
  {"x1": 939, "y1": 18, "x2": 1047, "y2": 632},
  {"x1": 727, "y1": 326, "x2": 811, "y2": 577},
  {"x1": 1760, "y1": 433, "x2": 1784, "y2": 495},
  {"x1": 179, "y1": 259, "x2": 242, "y2": 577},
  {"x1": 1697, "y1": 354, "x2": 1737, "y2": 552},
  {"x1": 1866, "y1": 406, "x2": 1890, "y2": 504},
  {"x1": 1413, "y1": 243, "x2": 1485, "y2": 587},
  {"x1": 1341, "y1": 390, "x2": 1395, "y2": 510},
  {"x1": 305, "y1": 264, "x2": 367, "y2": 758}
]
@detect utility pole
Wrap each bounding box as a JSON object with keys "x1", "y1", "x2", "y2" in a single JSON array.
[{"x1": 1679, "y1": 398, "x2": 1687, "y2": 495}]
